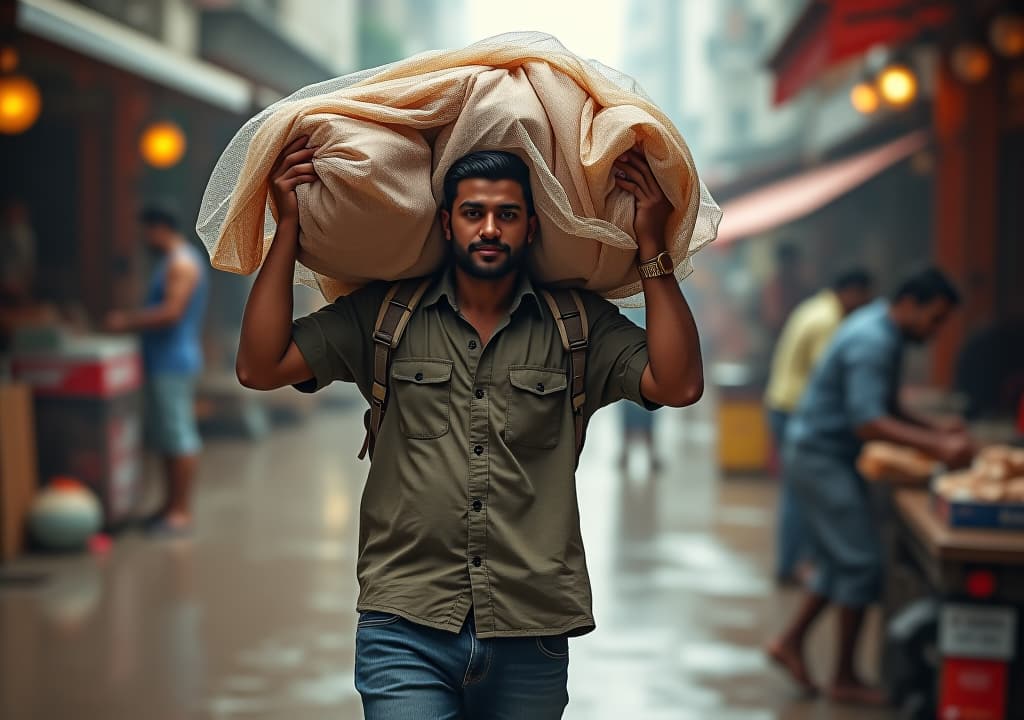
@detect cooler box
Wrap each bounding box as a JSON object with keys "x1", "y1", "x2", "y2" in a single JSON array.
[{"x1": 12, "y1": 336, "x2": 143, "y2": 527}]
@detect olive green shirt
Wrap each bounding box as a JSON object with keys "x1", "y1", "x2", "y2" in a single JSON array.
[{"x1": 292, "y1": 270, "x2": 655, "y2": 639}]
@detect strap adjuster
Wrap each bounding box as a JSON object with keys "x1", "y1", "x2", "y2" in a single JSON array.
[{"x1": 572, "y1": 392, "x2": 586, "y2": 412}]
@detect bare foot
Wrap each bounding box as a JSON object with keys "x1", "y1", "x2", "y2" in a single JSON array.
[
  {"x1": 828, "y1": 681, "x2": 888, "y2": 706},
  {"x1": 766, "y1": 639, "x2": 817, "y2": 695}
]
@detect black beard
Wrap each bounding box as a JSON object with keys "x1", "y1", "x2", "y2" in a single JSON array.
[{"x1": 451, "y1": 240, "x2": 526, "y2": 279}]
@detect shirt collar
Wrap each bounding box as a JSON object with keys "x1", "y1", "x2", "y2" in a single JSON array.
[
  {"x1": 422, "y1": 268, "x2": 540, "y2": 316},
  {"x1": 872, "y1": 299, "x2": 901, "y2": 338}
]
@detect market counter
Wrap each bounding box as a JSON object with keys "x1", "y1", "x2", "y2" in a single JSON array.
[{"x1": 889, "y1": 488, "x2": 1024, "y2": 720}]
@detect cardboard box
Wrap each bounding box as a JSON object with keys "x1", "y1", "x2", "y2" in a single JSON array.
[
  {"x1": 933, "y1": 493, "x2": 1024, "y2": 531},
  {"x1": 0, "y1": 383, "x2": 38, "y2": 563}
]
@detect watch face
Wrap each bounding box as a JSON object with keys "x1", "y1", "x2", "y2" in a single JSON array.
[{"x1": 659, "y1": 254, "x2": 674, "y2": 272}]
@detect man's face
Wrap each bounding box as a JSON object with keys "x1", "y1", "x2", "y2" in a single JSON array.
[
  {"x1": 440, "y1": 178, "x2": 537, "y2": 280},
  {"x1": 142, "y1": 225, "x2": 171, "y2": 254},
  {"x1": 838, "y1": 286, "x2": 874, "y2": 316},
  {"x1": 903, "y1": 297, "x2": 954, "y2": 343}
]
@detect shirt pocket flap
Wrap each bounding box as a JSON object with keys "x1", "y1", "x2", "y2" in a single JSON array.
[
  {"x1": 509, "y1": 367, "x2": 567, "y2": 396},
  {"x1": 392, "y1": 359, "x2": 453, "y2": 385}
]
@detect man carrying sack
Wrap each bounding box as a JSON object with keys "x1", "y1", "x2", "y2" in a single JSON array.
[{"x1": 233, "y1": 142, "x2": 703, "y2": 717}]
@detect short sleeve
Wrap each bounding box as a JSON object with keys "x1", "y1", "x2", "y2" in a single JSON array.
[
  {"x1": 579, "y1": 292, "x2": 659, "y2": 413},
  {"x1": 290, "y1": 281, "x2": 390, "y2": 394},
  {"x1": 842, "y1": 339, "x2": 898, "y2": 428}
]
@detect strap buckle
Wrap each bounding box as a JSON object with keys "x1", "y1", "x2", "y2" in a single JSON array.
[{"x1": 572, "y1": 392, "x2": 586, "y2": 413}]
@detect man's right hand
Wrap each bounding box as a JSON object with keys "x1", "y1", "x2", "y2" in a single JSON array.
[
  {"x1": 935, "y1": 431, "x2": 975, "y2": 470},
  {"x1": 269, "y1": 135, "x2": 319, "y2": 225}
]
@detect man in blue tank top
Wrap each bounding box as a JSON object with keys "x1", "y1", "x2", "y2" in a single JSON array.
[{"x1": 105, "y1": 205, "x2": 209, "y2": 535}]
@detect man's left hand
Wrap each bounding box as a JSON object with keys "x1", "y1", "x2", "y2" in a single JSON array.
[
  {"x1": 104, "y1": 310, "x2": 130, "y2": 333},
  {"x1": 614, "y1": 146, "x2": 673, "y2": 255}
]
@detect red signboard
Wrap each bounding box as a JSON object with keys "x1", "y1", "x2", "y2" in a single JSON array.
[
  {"x1": 939, "y1": 658, "x2": 1008, "y2": 720},
  {"x1": 769, "y1": 0, "x2": 954, "y2": 105}
]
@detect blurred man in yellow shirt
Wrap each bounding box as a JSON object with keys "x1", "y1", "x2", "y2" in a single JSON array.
[{"x1": 766, "y1": 269, "x2": 874, "y2": 583}]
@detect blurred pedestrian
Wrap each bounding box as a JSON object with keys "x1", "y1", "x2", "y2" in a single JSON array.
[
  {"x1": 765, "y1": 269, "x2": 874, "y2": 584},
  {"x1": 234, "y1": 140, "x2": 703, "y2": 719},
  {"x1": 766, "y1": 267, "x2": 973, "y2": 706},
  {"x1": 105, "y1": 205, "x2": 209, "y2": 536}
]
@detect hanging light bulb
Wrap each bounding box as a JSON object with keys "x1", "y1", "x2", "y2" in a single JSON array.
[
  {"x1": 139, "y1": 121, "x2": 187, "y2": 168},
  {"x1": 877, "y1": 64, "x2": 918, "y2": 108},
  {"x1": 951, "y1": 42, "x2": 992, "y2": 83},
  {"x1": 990, "y1": 13, "x2": 1024, "y2": 58},
  {"x1": 850, "y1": 81, "x2": 880, "y2": 114},
  {"x1": 0, "y1": 74, "x2": 42, "y2": 135}
]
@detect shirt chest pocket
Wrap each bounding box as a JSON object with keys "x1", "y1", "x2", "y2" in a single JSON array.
[
  {"x1": 390, "y1": 358, "x2": 453, "y2": 439},
  {"x1": 504, "y1": 366, "x2": 568, "y2": 450}
]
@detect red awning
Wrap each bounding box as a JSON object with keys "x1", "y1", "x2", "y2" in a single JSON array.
[
  {"x1": 715, "y1": 130, "x2": 929, "y2": 245},
  {"x1": 769, "y1": 0, "x2": 953, "y2": 105}
]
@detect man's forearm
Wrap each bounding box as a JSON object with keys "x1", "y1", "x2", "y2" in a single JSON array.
[
  {"x1": 122, "y1": 306, "x2": 180, "y2": 331},
  {"x1": 641, "y1": 270, "x2": 703, "y2": 406},
  {"x1": 896, "y1": 406, "x2": 947, "y2": 431},
  {"x1": 236, "y1": 219, "x2": 300, "y2": 384},
  {"x1": 858, "y1": 416, "x2": 946, "y2": 457}
]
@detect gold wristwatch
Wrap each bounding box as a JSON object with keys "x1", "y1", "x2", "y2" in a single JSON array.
[{"x1": 637, "y1": 251, "x2": 674, "y2": 279}]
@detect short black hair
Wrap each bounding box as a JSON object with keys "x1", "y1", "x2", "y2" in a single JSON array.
[
  {"x1": 893, "y1": 267, "x2": 960, "y2": 306},
  {"x1": 442, "y1": 151, "x2": 535, "y2": 215},
  {"x1": 139, "y1": 204, "x2": 179, "y2": 231},
  {"x1": 832, "y1": 268, "x2": 873, "y2": 292}
]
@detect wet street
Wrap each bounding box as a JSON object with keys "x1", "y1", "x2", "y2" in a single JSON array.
[{"x1": 1, "y1": 386, "x2": 896, "y2": 720}]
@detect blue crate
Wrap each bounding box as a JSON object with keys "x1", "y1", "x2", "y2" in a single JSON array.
[{"x1": 933, "y1": 493, "x2": 1024, "y2": 531}]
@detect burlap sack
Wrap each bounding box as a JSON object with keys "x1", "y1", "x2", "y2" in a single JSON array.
[{"x1": 197, "y1": 32, "x2": 720, "y2": 301}]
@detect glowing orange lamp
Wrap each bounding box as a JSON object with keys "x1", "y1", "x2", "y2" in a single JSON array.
[
  {"x1": 877, "y1": 64, "x2": 918, "y2": 108},
  {"x1": 850, "y1": 81, "x2": 880, "y2": 114},
  {"x1": 0, "y1": 74, "x2": 42, "y2": 134},
  {"x1": 990, "y1": 13, "x2": 1024, "y2": 58},
  {"x1": 139, "y1": 121, "x2": 187, "y2": 168},
  {"x1": 951, "y1": 43, "x2": 992, "y2": 83}
]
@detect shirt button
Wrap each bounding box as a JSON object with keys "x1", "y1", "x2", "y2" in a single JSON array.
[
  {"x1": 415, "y1": 372, "x2": 423, "y2": 381},
  {"x1": 474, "y1": 445, "x2": 484, "y2": 456},
  {"x1": 536, "y1": 383, "x2": 545, "y2": 392},
  {"x1": 472, "y1": 499, "x2": 483, "y2": 512},
  {"x1": 475, "y1": 388, "x2": 484, "y2": 399},
  {"x1": 468, "y1": 340, "x2": 478, "y2": 350},
  {"x1": 472, "y1": 556, "x2": 482, "y2": 567}
]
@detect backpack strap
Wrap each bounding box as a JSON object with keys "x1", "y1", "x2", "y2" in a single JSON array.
[
  {"x1": 539, "y1": 288, "x2": 590, "y2": 463},
  {"x1": 359, "y1": 277, "x2": 432, "y2": 460}
]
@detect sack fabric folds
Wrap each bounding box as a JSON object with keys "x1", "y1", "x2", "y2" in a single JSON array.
[{"x1": 197, "y1": 32, "x2": 721, "y2": 301}]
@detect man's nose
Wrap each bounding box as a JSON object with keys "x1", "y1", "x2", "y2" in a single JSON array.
[{"x1": 480, "y1": 213, "x2": 500, "y2": 238}]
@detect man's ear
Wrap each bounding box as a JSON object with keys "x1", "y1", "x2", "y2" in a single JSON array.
[
  {"x1": 527, "y1": 214, "x2": 538, "y2": 244},
  {"x1": 440, "y1": 209, "x2": 451, "y2": 240}
]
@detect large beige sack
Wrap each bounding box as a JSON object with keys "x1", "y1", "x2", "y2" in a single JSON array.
[{"x1": 197, "y1": 32, "x2": 720, "y2": 301}]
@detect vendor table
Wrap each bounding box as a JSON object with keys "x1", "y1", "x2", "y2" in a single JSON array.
[{"x1": 890, "y1": 489, "x2": 1024, "y2": 720}]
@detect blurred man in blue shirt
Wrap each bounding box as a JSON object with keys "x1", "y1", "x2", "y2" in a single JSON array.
[
  {"x1": 766, "y1": 268, "x2": 973, "y2": 706},
  {"x1": 106, "y1": 205, "x2": 209, "y2": 536}
]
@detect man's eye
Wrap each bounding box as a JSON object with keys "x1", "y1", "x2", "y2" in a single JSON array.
[
  {"x1": 501, "y1": 212, "x2": 517, "y2": 220},
  {"x1": 465, "y1": 210, "x2": 480, "y2": 218}
]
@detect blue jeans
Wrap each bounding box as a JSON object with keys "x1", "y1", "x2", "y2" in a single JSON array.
[
  {"x1": 767, "y1": 409, "x2": 804, "y2": 579},
  {"x1": 355, "y1": 611, "x2": 569, "y2": 719}
]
